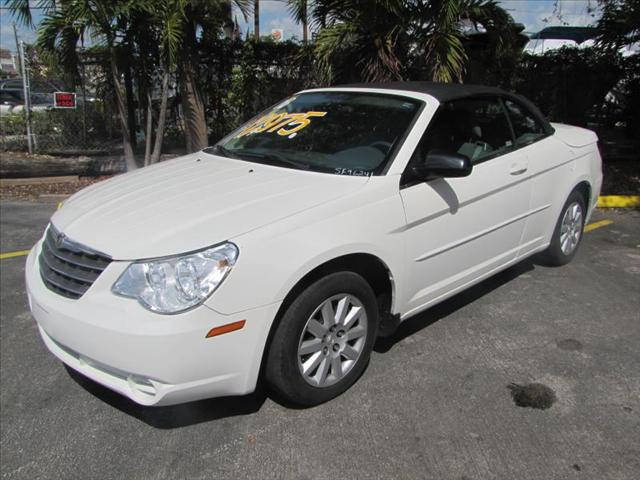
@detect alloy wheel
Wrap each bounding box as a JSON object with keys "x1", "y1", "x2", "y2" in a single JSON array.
[
  {"x1": 297, "y1": 294, "x2": 368, "y2": 387},
  {"x1": 560, "y1": 201, "x2": 583, "y2": 255}
]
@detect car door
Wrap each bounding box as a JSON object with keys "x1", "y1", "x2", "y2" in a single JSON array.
[
  {"x1": 399, "y1": 96, "x2": 532, "y2": 317},
  {"x1": 500, "y1": 97, "x2": 572, "y2": 257}
]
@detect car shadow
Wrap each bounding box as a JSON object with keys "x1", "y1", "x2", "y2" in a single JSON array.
[
  {"x1": 65, "y1": 257, "x2": 536, "y2": 429},
  {"x1": 374, "y1": 258, "x2": 535, "y2": 353},
  {"x1": 64, "y1": 365, "x2": 268, "y2": 429}
]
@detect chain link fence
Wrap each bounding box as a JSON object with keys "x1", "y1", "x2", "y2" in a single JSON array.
[
  {"x1": 1, "y1": 99, "x2": 121, "y2": 155},
  {"x1": 1, "y1": 41, "x2": 122, "y2": 156}
]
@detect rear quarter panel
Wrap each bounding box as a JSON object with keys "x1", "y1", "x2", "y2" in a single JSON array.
[{"x1": 519, "y1": 125, "x2": 601, "y2": 255}]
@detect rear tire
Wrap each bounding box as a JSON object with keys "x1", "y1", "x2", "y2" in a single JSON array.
[
  {"x1": 265, "y1": 271, "x2": 378, "y2": 406},
  {"x1": 539, "y1": 190, "x2": 586, "y2": 266}
]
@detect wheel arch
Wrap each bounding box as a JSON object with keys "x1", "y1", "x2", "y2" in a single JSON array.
[
  {"x1": 258, "y1": 252, "x2": 395, "y2": 381},
  {"x1": 573, "y1": 180, "x2": 592, "y2": 210}
]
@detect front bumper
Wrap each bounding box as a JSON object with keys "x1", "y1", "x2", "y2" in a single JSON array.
[{"x1": 25, "y1": 241, "x2": 280, "y2": 406}]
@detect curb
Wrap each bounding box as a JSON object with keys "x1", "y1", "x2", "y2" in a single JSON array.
[
  {"x1": 0, "y1": 176, "x2": 79, "y2": 187},
  {"x1": 597, "y1": 196, "x2": 640, "y2": 208}
]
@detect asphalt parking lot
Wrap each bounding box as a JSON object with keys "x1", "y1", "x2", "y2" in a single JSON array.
[{"x1": 1, "y1": 201, "x2": 639, "y2": 480}]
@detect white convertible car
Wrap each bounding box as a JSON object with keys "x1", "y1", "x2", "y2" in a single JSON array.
[{"x1": 26, "y1": 82, "x2": 602, "y2": 406}]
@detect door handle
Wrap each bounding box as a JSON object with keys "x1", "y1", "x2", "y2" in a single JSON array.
[{"x1": 509, "y1": 163, "x2": 528, "y2": 175}]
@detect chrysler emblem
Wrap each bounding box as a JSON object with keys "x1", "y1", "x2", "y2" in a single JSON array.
[{"x1": 55, "y1": 232, "x2": 66, "y2": 249}]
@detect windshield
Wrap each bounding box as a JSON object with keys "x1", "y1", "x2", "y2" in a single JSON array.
[{"x1": 207, "y1": 91, "x2": 422, "y2": 176}]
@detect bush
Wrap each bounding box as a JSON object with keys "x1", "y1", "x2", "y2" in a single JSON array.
[
  {"x1": 0, "y1": 113, "x2": 27, "y2": 136},
  {"x1": 0, "y1": 103, "x2": 118, "y2": 153},
  {"x1": 509, "y1": 47, "x2": 625, "y2": 127},
  {"x1": 199, "y1": 39, "x2": 317, "y2": 142}
]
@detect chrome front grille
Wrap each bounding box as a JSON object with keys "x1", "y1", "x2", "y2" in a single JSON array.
[{"x1": 39, "y1": 225, "x2": 111, "y2": 299}]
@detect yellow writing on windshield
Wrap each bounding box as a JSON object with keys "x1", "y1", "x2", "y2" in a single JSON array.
[{"x1": 236, "y1": 111, "x2": 327, "y2": 138}]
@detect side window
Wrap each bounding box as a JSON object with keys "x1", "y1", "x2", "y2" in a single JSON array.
[
  {"x1": 410, "y1": 97, "x2": 514, "y2": 166},
  {"x1": 503, "y1": 99, "x2": 546, "y2": 147},
  {"x1": 0, "y1": 91, "x2": 21, "y2": 105}
]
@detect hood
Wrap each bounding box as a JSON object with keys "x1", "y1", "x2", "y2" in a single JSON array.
[{"x1": 51, "y1": 152, "x2": 369, "y2": 259}]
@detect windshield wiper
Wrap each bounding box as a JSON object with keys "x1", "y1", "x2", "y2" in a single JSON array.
[
  {"x1": 232, "y1": 150, "x2": 311, "y2": 171},
  {"x1": 208, "y1": 144, "x2": 239, "y2": 159},
  {"x1": 208, "y1": 145, "x2": 310, "y2": 171}
]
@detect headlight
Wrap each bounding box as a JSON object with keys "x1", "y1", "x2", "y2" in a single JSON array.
[{"x1": 112, "y1": 243, "x2": 238, "y2": 314}]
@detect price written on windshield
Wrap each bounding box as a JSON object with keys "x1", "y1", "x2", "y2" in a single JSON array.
[{"x1": 236, "y1": 111, "x2": 327, "y2": 138}]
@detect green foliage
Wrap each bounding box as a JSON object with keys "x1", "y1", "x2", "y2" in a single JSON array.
[
  {"x1": 34, "y1": 0, "x2": 157, "y2": 90},
  {"x1": 24, "y1": 44, "x2": 68, "y2": 86},
  {"x1": 603, "y1": 53, "x2": 640, "y2": 135},
  {"x1": 1, "y1": 105, "x2": 113, "y2": 152},
  {"x1": 596, "y1": 0, "x2": 640, "y2": 49},
  {"x1": 200, "y1": 39, "x2": 317, "y2": 141},
  {"x1": 6, "y1": 0, "x2": 56, "y2": 28},
  {"x1": 312, "y1": 0, "x2": 519, "y2": 84},
  {"x1": 312, "y1": 0, "x2": 407, "y2": 83},
  {"x1": 421, "y1": 0, "x2": 466, "y2": 83},
  {"x1": 510, "y1": 47, "x2": 626, "y2": 127},
  {"x1": 7, "y1": 0, "x2": 637, "y2": 155},
  {"x1": 0, "y1": 113, "x2": 27, "y2": 136}
]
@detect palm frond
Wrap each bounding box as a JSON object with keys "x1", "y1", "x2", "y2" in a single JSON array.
[
  {"x1": 6, "y1": 0, "x2": 56, "y2": 27},
  {"x1": 422, "y1": 0, "x2": 467, "y2": 82},
  {"x1": 286, "y1": 0, "x2": 308, "y2": 24}
]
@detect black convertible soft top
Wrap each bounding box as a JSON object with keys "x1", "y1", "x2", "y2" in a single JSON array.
[
  {"x1": 335, "y1": 81, "x2": 554, "y2": 135},
  {"x1": 337, "y1": 81, "x2": 509, "y2": 102}
]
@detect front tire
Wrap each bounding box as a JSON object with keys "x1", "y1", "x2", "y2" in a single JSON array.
[
  {"x1": 539, "y1": 190, "x2": 586, "y2": 266},
  {"x1": 265, "y1": 271, "x2": 378, "y2": 406}
]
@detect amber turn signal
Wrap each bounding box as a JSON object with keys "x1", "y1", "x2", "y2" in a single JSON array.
[{"x1": 205, "y1": 320, "x2": 246, "y2": 338}]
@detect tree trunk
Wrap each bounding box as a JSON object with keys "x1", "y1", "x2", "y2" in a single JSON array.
[
  {"x1": 179, "y1": 21, "x2": 208, "y2": 152},
  {"x1": 109, "y1": 51, "x2": 137, "y2": 170},
  {"x1": 144, "y1": 91, "x2": 153, "y2": 166},
  {"x1": 123, "y1": 64, "x2": 137, "y2": 149},
  {"x1": 254, "y1": 0, "x2": 260, "y2": 40},
  {"x1": 302, "y1": 2, "x2": 308, "y2": 44},
  {"x1": 150, "y1": 71, "x2": 170, "y2": 164}
]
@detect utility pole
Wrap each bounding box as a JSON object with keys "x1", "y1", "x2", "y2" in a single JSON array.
[
  {"x1": 79, "y1": 39, "x2": 88, "y2": 146},
  {"x1": 12, "y1": 22, "x2": 22, "y2": 74},
  {"x1": 19, "y1": 41, "x2": 34, "y2": 154}
]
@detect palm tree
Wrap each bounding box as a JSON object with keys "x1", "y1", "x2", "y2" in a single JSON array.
[
  {"x1": 313, "y1": 0, "x2": 407, "y2": 83},
  {"x1": 254, "y1": 0, "x2": 260, "y2": 40},
  {"x1": 11, "y1": 0, "x2": 251, "y2": 158},
  {"x1": 287, "y1": 0, "x2": 309, "y2": 44},
  {"x1": 5, "y1": 0, "x2": 56, "y2": 27},
  {"x1": 312, "y1": 0, "x2": 518, "y2": 84},
  {"x1": 175, "y1": 0, "x2": 250, "y2": 152},
  {"x1": 141, "y1": 0, "x2": 186, "y2": 165},
  {"x1": 33, "y1": 0, "x2": 146, "y2": 170}
]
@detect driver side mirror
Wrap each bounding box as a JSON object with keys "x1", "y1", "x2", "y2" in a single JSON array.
[{"x1": 413, "y1": 150, "x2": 472, "y2": 179}]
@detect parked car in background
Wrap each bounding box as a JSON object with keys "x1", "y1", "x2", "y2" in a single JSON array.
[
  {"x1": 0, "y1": 89, "x2": 54, "y2": 116},
  {"x1": 0, "y1": 78, "x2": 96, "y2": 117},
  {"x1": 26, "y1": 82, "x2": 602, "y2": 407},
  {"x1": 525, "y1": 26, "x2": 640, "y2": 56}
]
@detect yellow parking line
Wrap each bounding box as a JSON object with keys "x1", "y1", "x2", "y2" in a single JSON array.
[
  {"x1": 0, "y1": 249, "x2": 31, "y2": 260},
  {"x1": 598, "y1": 196, "x2": 640, "y2": 208},
  {"x1": 584, "y1": 219, "x2": 614, "y2": 233}
]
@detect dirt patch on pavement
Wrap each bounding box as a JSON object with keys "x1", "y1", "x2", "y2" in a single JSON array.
[
  {"x1": 508, "y1": 382, "x2": 557, "y2": 410},
  {"x1": 557, "y1": 338, "x2": 583, "y2": 351}
]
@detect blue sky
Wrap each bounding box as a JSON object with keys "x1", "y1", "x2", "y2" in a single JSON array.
[{"x1": 1, "y1": 0, "x2": 600, "y2": 55}]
